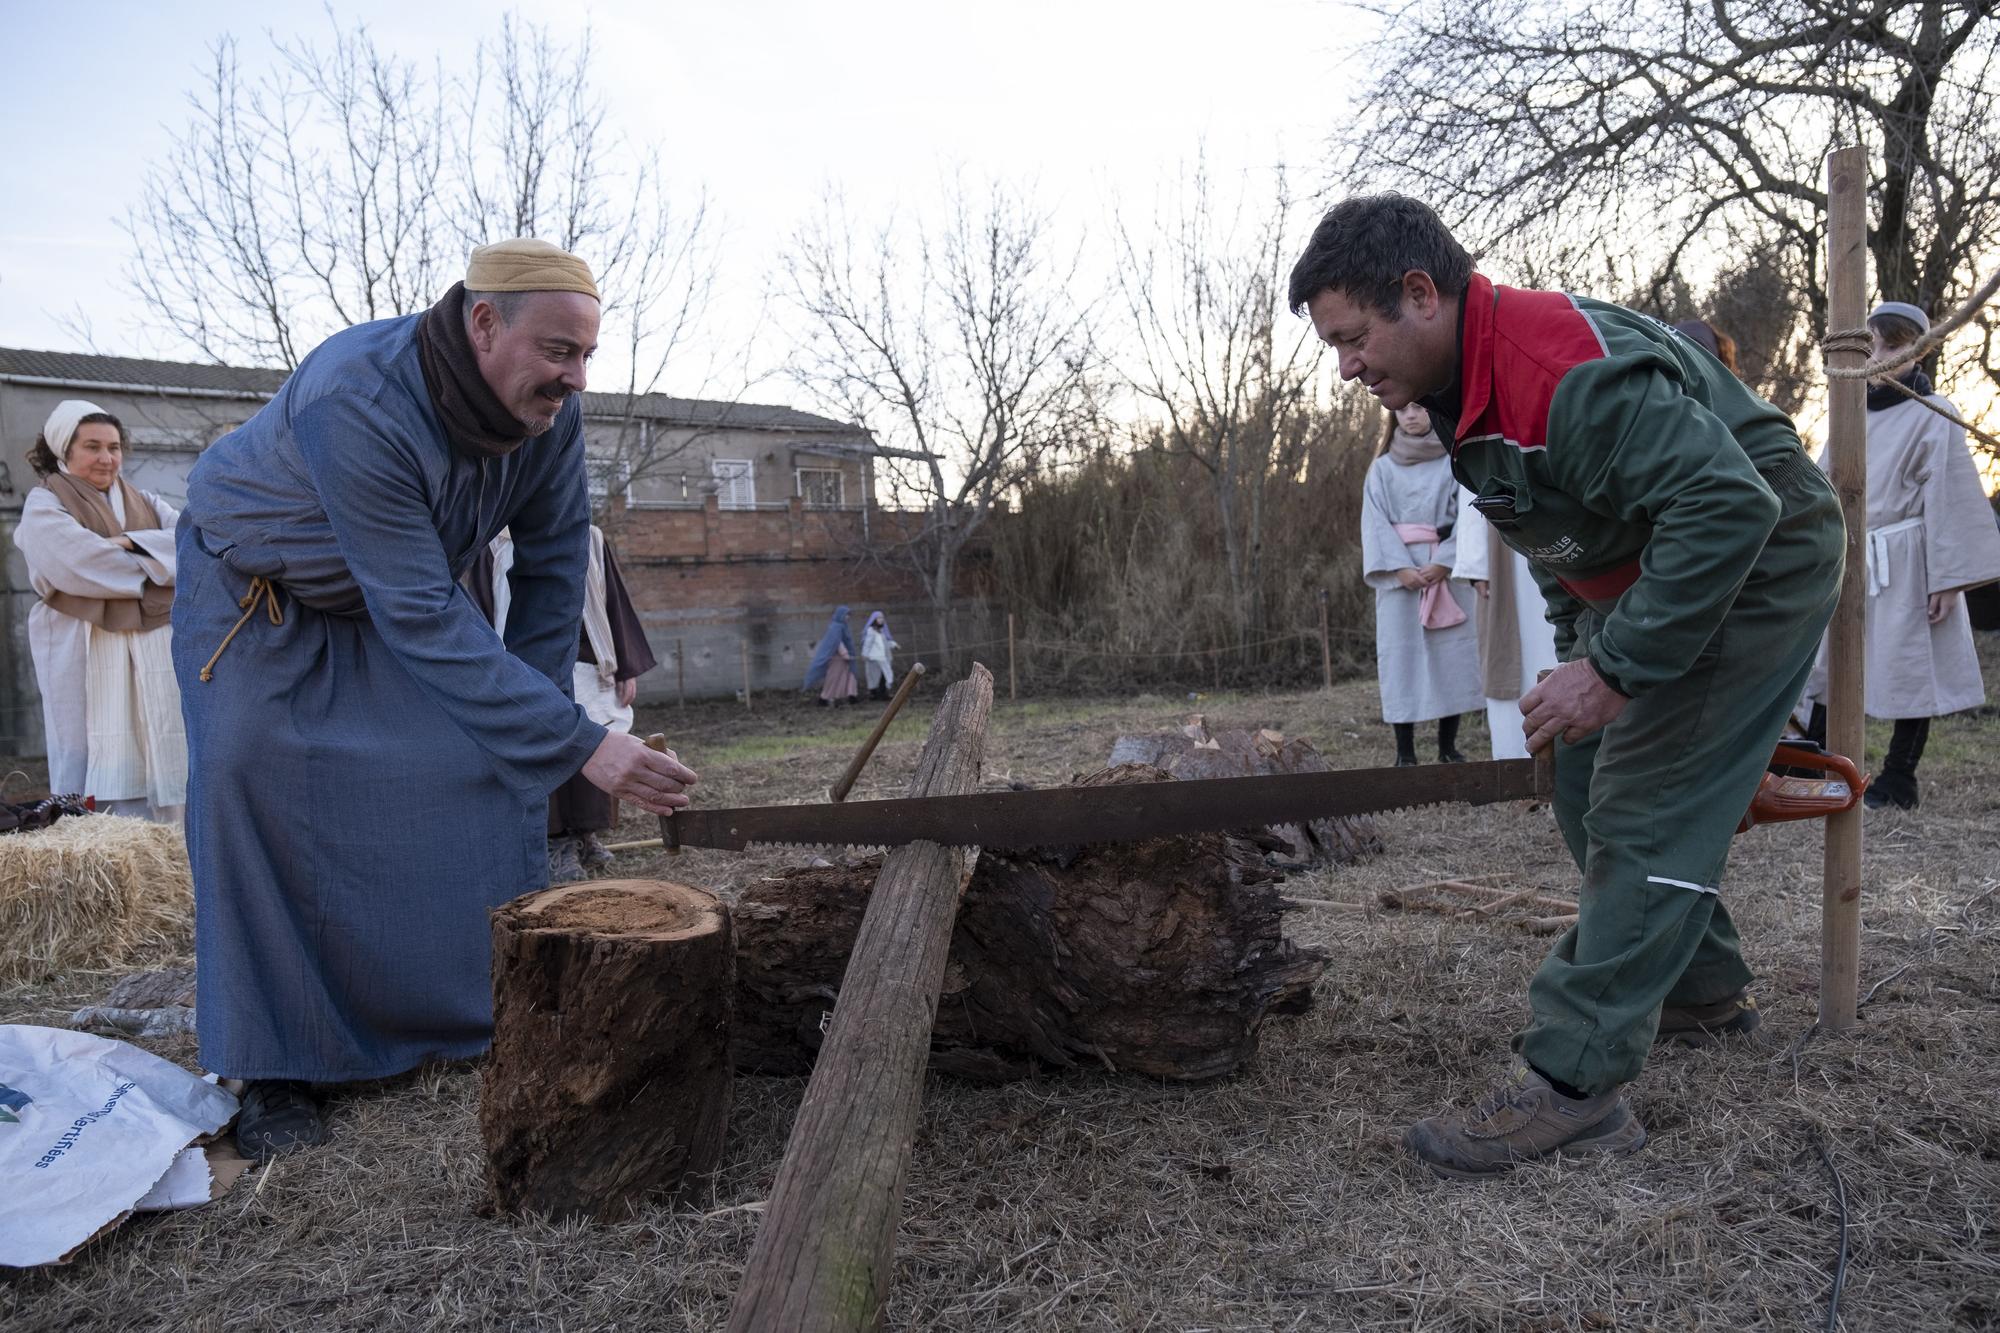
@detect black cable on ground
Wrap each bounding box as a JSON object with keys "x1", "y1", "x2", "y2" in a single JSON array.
[{"x1": 1811, "y1": 1130, "x2": 1851, "y2": 1333}]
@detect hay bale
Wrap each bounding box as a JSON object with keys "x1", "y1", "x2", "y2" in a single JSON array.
[{"x1": 0, "y1": 815, "x2": 193, "y2": 985}]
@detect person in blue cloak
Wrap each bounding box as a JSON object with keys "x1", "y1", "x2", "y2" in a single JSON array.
[
  {"x1": 802, "y1": 605, "x2": 859, "y2": 706},
  {"x1": 173, "y1": 239, "x2": 698, "y2": 1160}
]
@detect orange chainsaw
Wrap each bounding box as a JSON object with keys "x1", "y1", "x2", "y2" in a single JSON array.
[{"x1": 1737, "y1": 740, "x2": 1866, "y2": 833}]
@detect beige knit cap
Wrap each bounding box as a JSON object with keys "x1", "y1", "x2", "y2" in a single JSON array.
[{"x1": 465, "y1": 238, "x2": 599, "y2": 300}]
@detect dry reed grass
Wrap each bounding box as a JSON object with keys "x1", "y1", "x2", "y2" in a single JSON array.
[
  {"x1": 3, "y1": 640, "x2": 1998, "y2": 1330},
  {"x1": 0, "y1": 813, "x2": 191, "y2": 987}
]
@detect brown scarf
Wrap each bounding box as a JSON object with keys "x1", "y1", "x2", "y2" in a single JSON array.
[
  {"x1": 1388, "y1": 427, "x2": 1448, "y2": 465},
  {"x1": 416, "y1": 282, "x2": 535, "y2": 460},
  {"x1": 41, "y1": 473, "x2": 172, "y2": 632}
]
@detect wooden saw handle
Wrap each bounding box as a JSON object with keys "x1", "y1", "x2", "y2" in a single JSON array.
[{"x1": 647, "y1": 732, "x2": 682, "y2": 856}]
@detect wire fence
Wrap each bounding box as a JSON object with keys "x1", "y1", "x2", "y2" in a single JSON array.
[{"x1": 878, "y1": 606, "x2": 1375, "y2": 699}]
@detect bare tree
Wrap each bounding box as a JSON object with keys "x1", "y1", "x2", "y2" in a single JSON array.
[
  {"x1": 783, "y1": 183, "x2": 1099, "y2": 674},
  {"x1": 122, "y1": 13, "x2": 725, "y2": 502},
  {"x1": 1112, "y1": 161, "x2": 1329, "y2": 652},
  {"x1": 1338, "y1": 0, "x2": 2000, "y2": 410}
]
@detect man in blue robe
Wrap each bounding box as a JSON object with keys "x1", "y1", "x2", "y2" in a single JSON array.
[{"x1": 174, "y1": 239, "x2": 698, "y2": 1158}]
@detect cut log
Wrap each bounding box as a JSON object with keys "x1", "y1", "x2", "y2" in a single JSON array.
[
  {"x1": 734, "y1": 764, "x2": 1331, "y2": 1084},
  {"x1": 726, "y1": 666, "x2": 994, "y2": 1333},
  {"x1": 481, "y1": 879, "x2": 733, "y2": 1223},
  {"x1": 1107, "y1": 721, "x2": 1383, "y2": 865}
]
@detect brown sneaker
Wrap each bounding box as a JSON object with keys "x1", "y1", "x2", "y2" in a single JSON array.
[
  {"x1": 1404, "y1": 1057, "x2": 1646, "y2": 1179},
  {"x1": 1656, "y1": 991, "x2": 1763, "y2": 1047}
]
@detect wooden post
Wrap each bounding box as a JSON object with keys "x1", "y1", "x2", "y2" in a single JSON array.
[
  {"x1": 741, "y1": 637, "x2": 753, "y2": 711},
  {"x1": 1317, "y1": 589, "x2": 1333, "y2": 692},
  {"x1": 726, "y1": 667, "x2": 994, "y2": 1333},
  {"x1": 1820, "y1": 144, "x2": 1868, "y2": 1031},
  {"x1": 1007, "y1": 612, "x2": 1018, "y2": 702},
  {"x1": 829, "y1": 663, "x2": 926, "y2": 802},
  {"x1": 482, "y1": 880, "x2": 733, "y2": 1221},
  {"x1": 676, "y1": 637, "x2": 685, "y2": 708}
]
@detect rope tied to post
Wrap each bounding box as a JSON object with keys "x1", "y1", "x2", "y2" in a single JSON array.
[{"x1": 1818, "y1": 267, "x2": 2000, "y2": 455}]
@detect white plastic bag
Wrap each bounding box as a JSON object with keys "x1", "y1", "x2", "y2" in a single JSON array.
[{"x1": 0, "y1": 1024, "x2": 238, "y2": 1266}]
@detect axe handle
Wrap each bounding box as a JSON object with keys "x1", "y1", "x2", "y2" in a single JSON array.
[{"x1": 829, "y1": 662, "x2": 927, "y2": 802}]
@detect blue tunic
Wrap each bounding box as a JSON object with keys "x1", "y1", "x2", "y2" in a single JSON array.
[{"x1": 173, "y1": 314, "x2": 605, "y2": 1082}]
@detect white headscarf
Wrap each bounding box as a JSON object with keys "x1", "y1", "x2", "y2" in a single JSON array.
[{"x1": 42, "y1": 399, "x2": 111, "y2": 477}]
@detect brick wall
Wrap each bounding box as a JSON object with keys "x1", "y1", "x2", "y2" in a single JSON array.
[{"x1": 608, "y1": 496, "x2": 1000, "y2": 702}]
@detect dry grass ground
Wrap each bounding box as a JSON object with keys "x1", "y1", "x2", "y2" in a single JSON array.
[{"x1": 5, "y1": 641, "x2": 1999, "y2": 1331}]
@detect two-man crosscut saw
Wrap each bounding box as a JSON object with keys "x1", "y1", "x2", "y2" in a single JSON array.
[
  {"x1": 658, "y1": 752, "x2": 1554, "y2": 854},
  {"x1": 651, "y1": 737, "x2": 1864, "y2": 854}
]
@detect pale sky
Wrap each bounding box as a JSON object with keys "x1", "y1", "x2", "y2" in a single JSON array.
[{"x1": 0, "y1": 0, "x2": 1364, "y2": 396}]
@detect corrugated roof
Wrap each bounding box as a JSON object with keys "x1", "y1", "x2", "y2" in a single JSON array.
[
  {"x1": 0, "y1": 346, "x2": 287, "y2": 396},
  {"x1": 0, "y1": 346, "x2": 866, "y2": 435}
]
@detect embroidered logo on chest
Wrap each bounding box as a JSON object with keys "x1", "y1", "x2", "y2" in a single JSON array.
[{"x1": 1524, "y1": 536, "x2": 1585, "y2": 564}]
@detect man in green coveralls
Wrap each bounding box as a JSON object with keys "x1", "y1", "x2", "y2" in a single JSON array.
[{"x1": 1288, "y1": 195, "x2": 1845, "y2": 1176}]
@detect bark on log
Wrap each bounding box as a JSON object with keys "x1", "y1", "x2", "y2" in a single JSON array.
[
  {"x1": 726, "y1": 666, "x2": 995, "y2": 1333},
  {"x1": 734, "y1": 764, "x2": 1331, "y2": 1084},
  {"x1": 482, "y1": 879, "x2": 733, "y2": 1223}
]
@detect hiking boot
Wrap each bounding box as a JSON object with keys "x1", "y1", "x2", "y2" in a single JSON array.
[
  {"x1": 1863, "y1": 769, "x2": 1918, "y2": 810},
  {"x1": 579, "y1": 832, "x2": 615, "y2": 871},
  {"x1": 234, "y1": 1080, "x2": 327, "y2": 1161},
  {"x1": 547, "y1": 834, "x2": 585, "y2": 883},
  {"x1": 1438, "y1": 747, "x2": 1467, "y2": 763},
  {"x1": 1656, "y1": 990, "x2": 1763, "y2": 1047},
  {"x1": 1404, "y1": 1057, "x2": 1646, "y2": 1179},
  {"x1": 1394, "y1": 753, "x2": 1420, "y2": 767}
]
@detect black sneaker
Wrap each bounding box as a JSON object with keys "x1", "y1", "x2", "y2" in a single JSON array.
[
  {"x1": 1394, "y1": 753, "x2": 1420, "y2": 767},
  {"x1": 1438, "y1": 747, "x2": 1467, "y2": 763},
  {"x1": 234, "y1": 1080, "x2": 327, "y2": 1161},
  {"x1": 1863, "y1": 770, "x2": 1918, "y2": 810}
]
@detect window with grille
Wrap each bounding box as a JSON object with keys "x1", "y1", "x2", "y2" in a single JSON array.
[{"x1": 796, "y1": 467, "x2": 843, "y2": 508}]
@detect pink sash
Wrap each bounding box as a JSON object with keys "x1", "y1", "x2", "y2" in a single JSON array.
[{"x1": 1393, "y1": 523, "x2": 1467, "y2": 630}]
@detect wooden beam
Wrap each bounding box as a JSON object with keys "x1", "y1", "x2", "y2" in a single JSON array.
[
  {"x1": 725, "y1": 665, "x2": 995, "y2": 1333},
  {"x1": 1820, "y1": 144, "x2": 1869, "y2": 1031}
]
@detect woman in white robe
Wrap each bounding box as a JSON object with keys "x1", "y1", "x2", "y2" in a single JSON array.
[
  {"x1": 860, "y1": 611, "x2": 898, "y2": 700},
  {"x1": 1452, "y1": 487, "x2": 1561, "y2": 759},
  {"x1": 1361, "y1": 404, "x2": 1482, "y2": 765},
  {"x1": 1808, "y1": 302, "x2": 2000, "y2": 809},
  {"x1": 12, "y1": 400, "x2": 187, "y2": 821}
]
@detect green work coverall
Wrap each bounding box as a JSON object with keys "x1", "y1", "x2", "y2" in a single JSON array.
[{"x1": 1433, "y1": 276, "x2": 1846, "y2": 1093}]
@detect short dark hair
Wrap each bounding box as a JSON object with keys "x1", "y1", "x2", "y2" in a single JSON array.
[
  {"x1": 1286, "y1": 194, "x2": 1474, "y2": 321},
  {"x1": 29, "y1": 410, "x2": 124, "y2": 478},
  {"x1": 1866, "y1": 311, "x2": 1924, "y2": 350},
  {"x1": 464, "y1": 288, "x2": 531, "y2": 325}
]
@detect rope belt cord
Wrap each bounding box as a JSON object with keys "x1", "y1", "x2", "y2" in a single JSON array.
[{"x1": 198, "y1": 576, "x2": 285, "y2": 683}]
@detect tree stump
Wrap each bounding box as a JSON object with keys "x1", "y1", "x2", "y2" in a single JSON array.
[
  {"x1": 734, "y1": 765, "x2": 1330, "y2": 1083},
  {"x1": 482, "y1": 879, "x2": 733, "y2": 1222}
]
